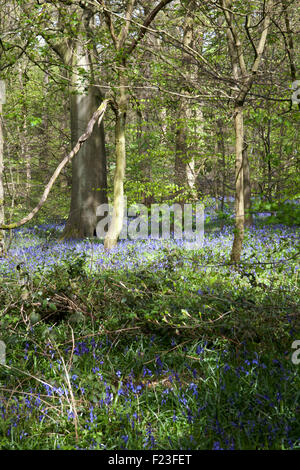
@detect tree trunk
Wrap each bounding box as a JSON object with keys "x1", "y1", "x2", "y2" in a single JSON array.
[
  {"x1": 222, "y1": 0, "x2": 273, "y2": 262},
  {"x1": 175, "y1": 100, "x2": 191, "y2": 189},
  {"x1": 21, "y1": 110, "x2": 31, "y2": 206},
  {"x1": 230, "y1": 105, "x2": 245, "y2": 263},
  {"x1": 216, "y1": 119, "x2": 226, "y2": 213},
  {"x1": 104, "y1": 66, "x2": 127, "y2": 250},
  {"x1": 40, "y1": 71, "x2": 50, "y2": 174},
  {"x1": 104, "y1": 109, "x2": 126, "y2": 250},
  {"x1": 0, "y1": 103, "x2": 5, "y2": 253},
  {"x1": 19, "y1": 65, "x2": 31, "y2": 206},
  {"x1": 99, "y1": 0, "x2": 178, "y2": 249},
  {"x1": 63, "y1": 85, "x2": 108, "y2": 238},
  {"x1": 175, "y1": 102, "x2": 200, "y2": 198},
  {"x1": 61, "y1": 32, "x2": 108, "y2": 239},
  {"x1": 174, "y1": 11, "x2": 198, "y2": 201},
  {"x1": 243, "y1": 134, "x2": 253, "y2": 226}
]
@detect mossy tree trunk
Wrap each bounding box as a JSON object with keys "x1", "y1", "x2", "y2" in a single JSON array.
[{"x1": 104, "y1": 66, "x2": 127, "y2": 250}]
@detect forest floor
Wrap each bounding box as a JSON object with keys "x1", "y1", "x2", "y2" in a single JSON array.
[{"x1": 0, "y1": 213, "x2": 299, "y2": 450}]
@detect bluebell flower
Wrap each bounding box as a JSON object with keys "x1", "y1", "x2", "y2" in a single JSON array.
[{"x1": 212, "y1": 441, "x2": 223, "y2": 450}]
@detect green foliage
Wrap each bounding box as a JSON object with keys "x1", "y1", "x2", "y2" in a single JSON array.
[
  {"x1": 253, "y1": 199, "x2": 300, "y2": 226},
  {"x1": 268, "y1": 202, "x2": 300, "y2": 226}
]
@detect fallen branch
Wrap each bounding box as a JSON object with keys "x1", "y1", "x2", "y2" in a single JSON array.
[{"x1": 0, "y1": 97, "x2": 111, "y2": 230}]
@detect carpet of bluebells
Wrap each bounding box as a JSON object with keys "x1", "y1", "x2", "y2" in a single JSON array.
[{"x1": 0, "y1": 209, "x2": 299, "y2": 450}]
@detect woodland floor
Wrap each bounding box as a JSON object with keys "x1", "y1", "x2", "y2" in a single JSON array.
[{"x1": 0, "y1": 211, "x2": 299, "y2": 450}]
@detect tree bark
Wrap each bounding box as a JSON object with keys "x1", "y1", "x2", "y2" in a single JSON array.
[
  {"x1": 0, "y1": 103, "x2": 4, "y2": 253},
  {"x1": 61, "y1": 29, "x2": 108, "y2": 239},
  {"x1": 63, "y1": 85, "x2": 108, "y2": 238},
  {"x1": 243, "y1": 134, "x2": 253, "y2": 226},
  {"x1": 19, "y1": 65, "x2": 31, "y2": 206},
  {"x1": 216, "y1": 119, "x2": 226, "y2": 213},
  {"x1": 174, "y1": 11, "x2": 198, "y2": 201},
  {"x1": 104, "y1": 66, "x2": 127, "y2": 250},
  {"x1": 230, "y1": 105, "x2": 245, "y2": 262}
]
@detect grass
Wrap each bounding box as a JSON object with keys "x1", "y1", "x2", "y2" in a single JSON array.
[{"x1": 0, "y1": 215, "x2": 299, "y2": 450}]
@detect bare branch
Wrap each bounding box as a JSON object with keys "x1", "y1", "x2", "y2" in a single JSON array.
[
  {"x1": 118, "y1": 0, "x2": 136, "y2": 50},
  {"x1": 244, "y1": 15, "x2": 258, "y2": 61},
  {"x1": 125, "y1": 0, "x2": 174, "y2": 56},
  {"x1": 99, "y1": 0, "x2": 118, "y2": 47}
]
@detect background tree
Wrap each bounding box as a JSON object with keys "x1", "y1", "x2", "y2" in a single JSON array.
[
  {"x1": 219, "y1": 0, "x2": 273, "y2": 262},
  {"x1": 96, "y1": 0, "x2": 174, "y2": 250},
  {"x1": 21, "y1": 1, "x2": 109, "y2": 238},
  {"x1": 0, "y1": 93, "x2": 4, "y2": 254}
]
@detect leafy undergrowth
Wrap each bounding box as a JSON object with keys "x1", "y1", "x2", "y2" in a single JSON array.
[{"x1": 0, "y1": 221, "x2": 299, "y2": 450}]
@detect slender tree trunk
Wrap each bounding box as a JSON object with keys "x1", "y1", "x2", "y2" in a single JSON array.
[
  {"x1": 104, "y1": 109, "x2": 126, "y2": 250},
  {"x1": 175, "y1": 100, "x2": 191, "y2": 190},
  {"x1": 175, "y1": 11, "x2": 197, "y2": 201},
  {"x1": 243, "y1": 133, "x2": 253, "y2": 226},
  {"x1": 136, "y1": 45, "x2": 153, "y2": 206},
  {"x1": 101, "y1": 0, "x2": 175, "y2": 249},
  {"x1": 0, "y1": 103, "x2": 5, "y2": 253},
  {"x1": 175, "y1": 104, "x2": 200, "y2": 198},
  {"x1": 221, "y1": 0, "x2": 273, "y2": 262},
  {"x1": 104, "y1": 67, "x2": 127, "y2": 250},
  {"x1": 19, "y1": 66, "x2": 31, "y2": 206},
  {"x1": 216, "y1": 119, "x2": 226, "y2": 213},
  {"x1": 213, "y1": 139, "x2": 219, "y2": 210},
  {"x1": 230, "y1": 105, "x2": 245, "y2": 263},
  {"x1": 267, "y1": 121, "x2": 272, "y2": 203},
  {"x1": 21, "y1": 113, "x2": 31, "y2": 206},
  {"x1": 40, "y1": 71, "x2": 50, "y2": 174}
]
